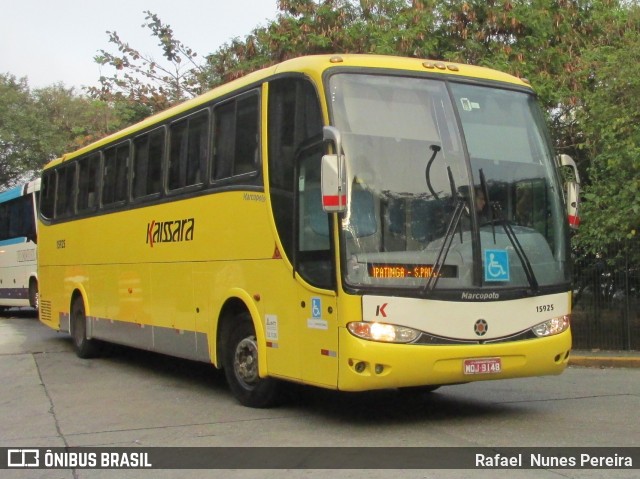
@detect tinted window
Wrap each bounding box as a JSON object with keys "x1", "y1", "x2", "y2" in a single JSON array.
[
  {"x1": 102, "y1": 142, "x2": 129, "y2": 206},
  {"x1": 267, "y1": 77, "x2": 328, "y2": 288},
  {"x1": 169, "y1": 111, "x2": 208, "y2": 191},
  {"x1": 40, "y1": 171, "x2": 55, "y2": 220},
  {"x1": 213, "y1": 92, "x2": 259, "y2": 181},
  {"x1": 77, "y1": 153, "x2": 100, "y2": 212},
  {"x1": 55, "y1": 163, "x2": 76, "y2": 218},
  {"x1": 0, "y1": 194, "x2": 36, "y2": 241},
  {"x1": 133, "y1": 127, "x2": 165, "y2": 198}
]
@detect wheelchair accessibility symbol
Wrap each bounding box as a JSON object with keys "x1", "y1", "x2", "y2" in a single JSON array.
[
  {"x1": 484, "y1": 250, "x2": 510, "y2": 282},
  {"x1": 311, "y1": 297, "x2": 322, "y2": 319}
]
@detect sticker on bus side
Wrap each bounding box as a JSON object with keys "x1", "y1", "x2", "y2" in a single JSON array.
[{"x1": 265, "y1": 315, "x2": 278, "y2": 341}]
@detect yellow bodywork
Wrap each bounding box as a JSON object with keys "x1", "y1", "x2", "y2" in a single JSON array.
[{"x1": 38, "y1": 54, "x2": 568, "y2": 393}]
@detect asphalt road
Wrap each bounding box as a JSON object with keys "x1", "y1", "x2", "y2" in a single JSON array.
[{"x1": 1, "y1": 309, "x2": 638, "y2": 479}]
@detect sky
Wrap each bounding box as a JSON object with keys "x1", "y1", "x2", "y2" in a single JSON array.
[{"x1": 1, "y1": 0, "x2": 281, "y2": 90}]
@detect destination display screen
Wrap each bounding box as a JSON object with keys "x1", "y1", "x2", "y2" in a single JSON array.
[{"x1": 367, "y1": 263, "x2": 458, "y2": 279}]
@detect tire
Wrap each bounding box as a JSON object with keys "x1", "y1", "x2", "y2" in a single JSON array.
[
  {"x1": 70, "y1": 298, "x2": 101, "y2": 359},
  {"x1": 29, "y1": 279, "x2": 39, "y2": 310},
  {"x1": 223, "y1": 315, "x2": 280, "y2": 408}
]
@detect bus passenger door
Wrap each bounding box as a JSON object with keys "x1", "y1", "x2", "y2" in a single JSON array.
[
  {"x1": 294, "y1": 150, "x2": 339, "y2": 388},
  {"x1": 265, "y1": 76, "x2": 339, "y2": 388}
]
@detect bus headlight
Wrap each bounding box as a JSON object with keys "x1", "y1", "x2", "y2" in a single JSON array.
[
  {"x1": 532, "y1": 315, "x2": 570, "y2": 337},
  {"x1": 347, "y1": 322, "x2": 420, "y2": 343}
]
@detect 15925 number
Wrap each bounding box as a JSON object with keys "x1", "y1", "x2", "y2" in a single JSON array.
[{"x1": 536, "y1": 304, "x2": 554, "y2": 313}]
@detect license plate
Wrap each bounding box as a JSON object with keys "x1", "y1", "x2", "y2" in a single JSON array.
[{"x1": 463, "y1": 358, "x2": 502, "y2": 375}]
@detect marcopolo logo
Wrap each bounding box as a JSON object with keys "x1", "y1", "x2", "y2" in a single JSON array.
[
  {"x1": 461, "y1": 292, "x2": 500, "y2": 301},
  {"x1": 146, "y1": 218, "x2": 195, "y2": 248},
  {"x1": 474, "y1": 319, "x2": 489, "y2": 337}
]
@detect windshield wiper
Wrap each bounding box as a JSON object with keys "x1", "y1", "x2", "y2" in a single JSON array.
[
  {"x1": 479, "y1": 169, "x2": 539, "y2": 292},
  {"x1": 425, "y1": 145, "x2": 441, "y2": 200},
  {"x1": 425, "y1": 166, "x2": 465, "y2": 293}
]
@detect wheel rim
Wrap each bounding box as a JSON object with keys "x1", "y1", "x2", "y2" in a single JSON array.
[{"x1": 233, "y1": 336, "x2": 259, "y2": 388}]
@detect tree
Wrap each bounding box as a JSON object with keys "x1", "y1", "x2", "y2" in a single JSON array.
[
  {"x1": 573, "y1": 12, "x2": 640, "y2": 259},
  {"x1": 89, "y1": 11, "x2": 208, "y2": 118},
  {"x1": 0, "y1": 75, "x2": 127, "y2": 189},
  {"x1": 0, "y1": 75, "x2": 49, "y2": 187}
]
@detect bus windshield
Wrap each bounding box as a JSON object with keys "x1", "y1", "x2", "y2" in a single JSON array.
[{"x1": 328, "y1": 73, "x2": 570, "y2": 294}]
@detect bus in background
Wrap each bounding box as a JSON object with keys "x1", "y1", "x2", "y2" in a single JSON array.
[
  {"x1": 0, "y1": 179, "x2": 40, "y2": 312},
  {"x1": 38, "y1": 55, "x2": 580, "y2": 407}
]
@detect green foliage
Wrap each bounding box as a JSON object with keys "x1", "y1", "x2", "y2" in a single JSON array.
[
  {"x1": 572, "y1": 13, "x2": 640, "y2": 259},
  {"x1": 0, "y1": 75, "x2": 127, "y2": 188},
  {"x1": 0, "y1": 75, "x2": 44, "y2": 186}
]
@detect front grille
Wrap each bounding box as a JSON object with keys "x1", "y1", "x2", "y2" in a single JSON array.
[{"x1": 413, "y1": 329, "x2": 537, "y2": 345}]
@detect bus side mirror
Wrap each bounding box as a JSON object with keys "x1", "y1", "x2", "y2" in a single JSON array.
[
  {"x1": 321, "y1": 126, "x2": 348, "y2": 212},
  {"x1": 558, "y1": 154, "x2": 581, "y2": 229}
]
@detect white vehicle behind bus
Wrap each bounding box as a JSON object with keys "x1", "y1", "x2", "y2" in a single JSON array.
[{"x1": 0, "y1": 179, "x2": 40, "y2": 312}]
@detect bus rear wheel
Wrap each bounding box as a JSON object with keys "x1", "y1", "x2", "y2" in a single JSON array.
[
  {"x1": 29, "y1": 279, "x2": 38, "y2": 310},
  {"x1": 70, "y1": 298, "x2": 101, "y2": 359},
  {"x1": 223, "y1": 315, "x2": 280, "y2": 408}
]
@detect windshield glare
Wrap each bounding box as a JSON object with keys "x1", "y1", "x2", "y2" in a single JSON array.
[{"x1": 328, "y1": 73, "x2": 569, "y2": 293}]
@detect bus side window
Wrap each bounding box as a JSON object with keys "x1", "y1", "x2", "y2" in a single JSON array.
[
  {"x1": 40, "y1": 170, "x2": 56, "y2": 220},
  {"x1": 234, "y1": 95, "x2": 259, "y2": 175},
  {"x1": 212, "y1": 91, "x2": 259, "y2": 181},
  {"x1": 187, "y1": 113, "x2": 209, "y2": 185},
  {"x1": 102, "y1": 142, "x2": 129, "y2": 207},
  {"x1": 7, "y1": 197, "x2": 22, "y2": 238},
  {"x1": 77, "y1": 153, "x2": 100, "y2": 212},
  {"x1": 0, "y1": 203, "x2": 7, "y2": 239},
  {"x1": 133, "y1": 127, "x2": 165, "y2": 199},
  {"x1": 55, "y1": 163, "x2": 76, "y2": 218},
  {"x1": 169, "y1": 110, "x2": 208, "y2": 191},
  {"x1": 0, "y1": 195, "x2": 36, "y2": 240}
]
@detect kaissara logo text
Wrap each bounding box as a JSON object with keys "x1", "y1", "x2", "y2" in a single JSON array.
[{"x1": 146, "y1": 218, "x2": 195, "y2": 248}]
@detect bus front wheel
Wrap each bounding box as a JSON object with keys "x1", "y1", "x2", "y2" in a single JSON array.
[
  {"x1": 223, "y1": 315, "x2": 280, "y2": 408},
  {"x1": 70, "y1": 298, "x2": 101, "y2": 359}
]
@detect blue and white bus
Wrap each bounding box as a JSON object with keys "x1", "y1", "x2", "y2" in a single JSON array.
[{"x1": 0, "y1": 179, "x2": 40, "y2": 312}]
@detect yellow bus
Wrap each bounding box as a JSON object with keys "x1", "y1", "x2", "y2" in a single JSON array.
[{"x1": 38, "y1": 54, "x2": 580, "y2": 407}]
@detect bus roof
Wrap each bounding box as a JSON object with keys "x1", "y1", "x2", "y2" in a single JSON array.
[
  {"x1": 48, "y1": 54, "x2": 532, "y2": 167},
  {"x1": 0, "y1": 179, "x2": 40, "y2": 203}
]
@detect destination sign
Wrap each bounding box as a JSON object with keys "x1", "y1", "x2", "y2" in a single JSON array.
[{"x1": 367, "y1": 263, "x2": 458, "y2": 279}]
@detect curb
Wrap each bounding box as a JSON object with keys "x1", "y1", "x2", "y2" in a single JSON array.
[{"x1": 569, "y1": 354, "x2": 640, "y2": 369}]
